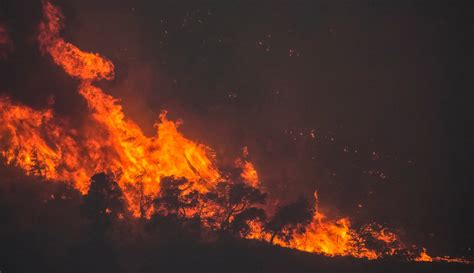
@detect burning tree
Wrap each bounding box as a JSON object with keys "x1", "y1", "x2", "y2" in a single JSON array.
[
  {"x1": 146, "y1": 176, "x2": 203, "y2": 242},
  {"x1": 81, "y1": 172, "x2": 126, "y2": 238},
  {"x1": 204, "y1": 180, "x2": 267, "y2": 237},
  {"x1": 265, "y1": 197, "x2": 314, "y2": 244},
  {"x1": 152, "y1": 176, "x2": 200, "y2": 218},
  {"x1": 0, "y1": 1, "x2": 470, "y2": 266}
]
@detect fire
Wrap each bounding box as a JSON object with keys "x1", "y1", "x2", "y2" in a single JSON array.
[
  {"x1": 0, "y1": 97, "x2": 89, "y2": 188},
  {"x1": 247, "y1": 192, "x2": 388, "y2": 260},
  {"x1": 240, "y1": 161, "x2": 259, "y2": 187},
  {"x1": 287, "y1": 213, "x2": 379, "y2": 259},
  {"x1": 415, "y1": 248, "x2": 433, "y2": 262},
  {"x1": 236, "y1": 147, "x2": 259, "y2": 187},
  {"x1": 0, "y1": 1, "x2": 471, "y2": 265},
  {"x1": 38, "y1": 1, "x2": 114, "y2": 80},
  {"x1": 414, "y1": 248, "x2": 471, "y2": 264},
  {"x1": 1, "y1": 0, "x2": 221, "y2": 216},
  {"x1": 246, "y1": 193, "x2": 472, "y2": 263}
]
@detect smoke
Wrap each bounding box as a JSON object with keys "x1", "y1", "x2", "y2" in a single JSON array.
[{"x1": 0, "y1": 0, "x2": 472, "y2": 259}]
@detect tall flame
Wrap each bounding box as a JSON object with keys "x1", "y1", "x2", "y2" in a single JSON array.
[
  {"x1": 0, "y1": 97, "x2": 89, "y2": 188},
  {"x1": 38, "y1": 1, "x2": 114, "y2": 80},
  {"x1": 0, "y1": 0, "x2": 220, "y2": 216},
  {"x1": 0, "y1": 2, "x2": 470, "y2": 264}
]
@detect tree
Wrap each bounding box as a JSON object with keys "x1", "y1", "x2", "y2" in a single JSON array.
[
  {"x1": 147, "y1": 176, "x2": 202, "y2": 241},
  {"x1": 265, "y1": 197, "x2": 313, "y2": 244},
  {"x1": 29, "y1": 149, "x2": 45, "y2": 177},
  {"x1": 228, "y1": 207, "x2": 266, "y2": 237},
  {"x1": 205, "y1": 181, "x2": 267, "y2": 235},
  {"x1": 153, "y1": 176, "x2": 199, "y2": 219},
  {"x1": 125, "y1": 172, "x2": 153, "y2": 220},
  {"x1": 81, "y1": 172, "x2": 126, "y2": 237}
]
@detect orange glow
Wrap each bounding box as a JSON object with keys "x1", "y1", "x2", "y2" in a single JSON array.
[
  {"x1": 286, "y1": 213, "x2": 379, "y2": 259},
  {"x1": 373, "y1": 227, "x2": 397, "y2": 243},
  {"x1": 246, "y1": 193, "x2": 472, "y2": 263},
  {"x1": 414, "y1": 248, "x2": 471, "y2": 264},
  {"x1": 0, "y1": 2, "x2": 471, "y2": 265},
  {"x1": 247, "y1": 192, "x2": 381, "y2": 259},
  {"x1": 38, "y1": 2, "x2": 114, "y2": 80},
  {"x1": 245, "y1": 192, "x2": 449, "y2": 261},
  {"x1": 236, "y1": 147, "x2": 259, "y2": 187},
  {"x1": 415, "y1": 248, "x2": 433, "y2": 262},
  {"x1": 0, "y1": 1, "x2": 220, "y2": 217},
  {"x1": 0, "y1": 97, "x2": 90, "y2": 191},
  {"x1": 78, "y1": 83, "x2": 220, "y2": 215},
  {"x1": 241, "y1": 161, "x2": 259, "y2": 187}
]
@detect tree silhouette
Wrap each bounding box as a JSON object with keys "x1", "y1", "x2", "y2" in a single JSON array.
[
  {"x1": 153, "y1": 176, "x2": 199, "y2": 218},
  {"x1": 29, "y1": 149, "x2": 45, "y2": 177},
  {"x1": 81, "y1": 172, "x2": 126, "y2": 238},
  {"x1": 228, "y1": 207, "x2": 266, "y2": 237},
  {"x1": 205, "y1": 181, "x2": 267, "y2": 235},
  {"x1": 147, "y1": 176, "x2": 202, "y2": 241},
  {"x1": 265, "y1": 197, "x2": 313, "y2": 244},
  {"x1": 125, "y1": 172, "x2": 153, "y2": 220}
]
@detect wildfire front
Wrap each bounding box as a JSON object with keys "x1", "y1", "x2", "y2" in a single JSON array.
[{"x1": 0, "y1": 1, "x2": 471, "y2": 273}]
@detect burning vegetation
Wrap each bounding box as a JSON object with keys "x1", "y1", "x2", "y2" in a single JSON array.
[{"x1": 0, "y1": 1, "x2": 471, "y2": 269}]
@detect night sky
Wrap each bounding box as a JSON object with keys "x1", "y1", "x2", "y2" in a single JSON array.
[{"x1": 0, "y1": 0, "x2": 472, "y2": 257}]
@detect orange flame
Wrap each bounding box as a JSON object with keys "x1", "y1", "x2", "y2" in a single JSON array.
[
  {"x1": 247, "y1": 192, "x2": 381, "y2": 259},
  {"x1": 415, "y1": 248, "x2": 433, "y2": 262},
  {"x1": 241, "y1": 161, "x2": 259, "y2": 187},
  {"x1": 414, "y1": 248, "x2": 471, "y2": 264},
  {"x1": 0, "y1": 97, "x2": 89, "y2": 188},
  {"x1": 38, "y1": 1, "x2": 114, "y2": 80},
  {"x1": 1, "y1": 1, "x2": 221, "y2": 217},
  {"x1": 245, "y1": 194, "x2": 472, "y2": 263},
  {"x1": 0, "y1": 2, "x2": 471, "y2": 264},
  {"x1": 236, "y1": 147, "x2": 259, "y2": 187}
]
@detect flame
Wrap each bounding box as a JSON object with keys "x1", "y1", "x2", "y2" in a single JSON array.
[
  {"x1": 287, "y1": 213, "x2": 379, "y2": 259},
  {"x1": 0, "y1": 2, "x2": 471, "y2": 264},
  {"x1": 414, "y1": 248, "x2": 471, "y2": 264},
  {"x1": 38, "y1": 1, "x2": 114, "y2": 80},
  {"x1": 236, "y1": 147, "x2": 259, "y2": 187},
  {"x1": 415, "y1": 248, "x2": 433, "y2": 262},
  {"x1": 246, "y1": 192, "x2": 421, "y2": 260},
  {"x1": 372, "y1": 227, "x2": 397, "y2": 244},
  {"x1": 241, "y1": 161, "x2": 259, "y2": 187},
  {"x1": 0, "y1": 97, "x2": 90, "y2": 189},
  {"x1": 0, "y1": 1, "x2": 220, "y2": 217},
  {"x1": 245, "y1": 193, "x2": 472, "y2": 263},
  {"x1": 250, "y1": 192, "x2": 381, "y2": 259}
]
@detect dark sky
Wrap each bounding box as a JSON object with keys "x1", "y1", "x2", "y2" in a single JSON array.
[{"x1": 0, "y1": 0, "x2": 472, "y2": 257}]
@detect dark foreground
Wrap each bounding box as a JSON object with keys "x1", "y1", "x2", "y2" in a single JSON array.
[
  {"x1": 0, "y1": 168, "x2": 472, "y2": 273},
  {"x1": 1, "y1": 238, "x2": 473, "y2": 273}
]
